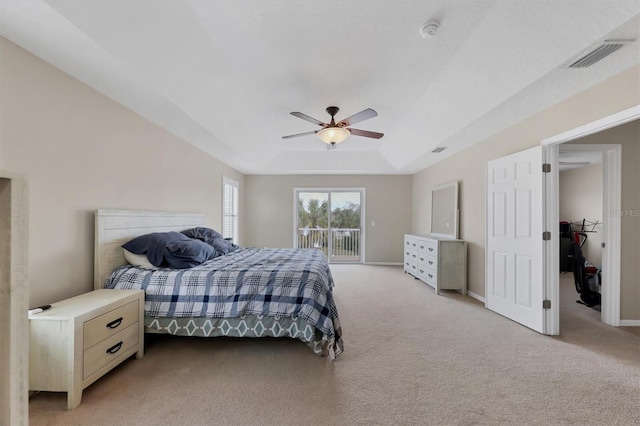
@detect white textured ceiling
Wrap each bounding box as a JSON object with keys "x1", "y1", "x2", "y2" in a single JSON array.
[{"x1": 2, "y1": 1, "x2": 639, "y2": 174}]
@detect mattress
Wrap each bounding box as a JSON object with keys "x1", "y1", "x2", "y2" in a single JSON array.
[{"x1": 104, "y1": 247, "x2": 343, "y2": 357}]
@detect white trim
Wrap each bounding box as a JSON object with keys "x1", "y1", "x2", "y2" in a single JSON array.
[
  {"x1": 601, "y1": 146, "x2": 622, "y2": 326},
  {"x1": 542, "y1": 105, "x2": 640, "y2": 147},
  {"x1": 619, "y1": 320, "x2": 640, "y2": 327},
  {"x1": 541, "y1": 104, "x2": 639, "y2": 333},
  {"x1": 365, "y1": 262, "x2": 403, "y2": 266},
  {"x1": 467, "y1": 290, "x2": 485, "y2": 304},
  {"x1": 222, "y1": 175, "x2": 239, "y2": 188},
  {"x1": 222, "y1": 176, "x2": 240, "y2": 244},
  {"x1": 543, "y1": 146, "x2": 560, "y2": 335}
]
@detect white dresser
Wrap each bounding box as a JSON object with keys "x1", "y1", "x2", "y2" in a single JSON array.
[
  {"x1": 29, "y1": 289, "x2": 144, "y2": 409},
  {"x1": 404, "y1": 234, "x2": 467, "y2": 295}
]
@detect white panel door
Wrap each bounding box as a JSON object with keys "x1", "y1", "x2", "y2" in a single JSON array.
[{"x1": 486, "y1": 146, "x2": 545, "y2": 332}]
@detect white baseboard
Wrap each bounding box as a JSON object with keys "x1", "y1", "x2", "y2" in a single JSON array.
[
  {"x1": 467, "y1": 290, "x2": 485, "y2": 303},
  {"x1": 364, "y1": 262, "x2": 403, "y2": 266},
  {"x1": 619, "y1": 320, "x2": 640, "y2": 327}
]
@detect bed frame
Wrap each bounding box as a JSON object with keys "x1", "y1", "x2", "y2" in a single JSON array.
[{"x1": 94, "y1": 209, "x2": 205, "y2": 290}]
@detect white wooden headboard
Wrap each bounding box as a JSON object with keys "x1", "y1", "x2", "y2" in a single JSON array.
[{"x1": 94, "y1": 209, "x2": 206, "y2": 289}]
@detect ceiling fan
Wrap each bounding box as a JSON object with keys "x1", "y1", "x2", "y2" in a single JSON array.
[{"x1": 282, "y1": 106, "x2": 383, "y2": 148}]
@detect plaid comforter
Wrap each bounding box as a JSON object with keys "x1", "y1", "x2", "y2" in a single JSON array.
[{"x1": 104, "y1": 247, "x2": 343, "y2": 357}]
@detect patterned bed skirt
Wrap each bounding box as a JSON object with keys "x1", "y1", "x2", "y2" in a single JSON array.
[{"x1": 144, "y1": 314, "x2": 332, "y2": 357}]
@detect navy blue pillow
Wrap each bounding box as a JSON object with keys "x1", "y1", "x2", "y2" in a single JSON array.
[
  {"x1": 122, "y1": 232, "x2": 190, "y2": 267},
  {"x1": 211, "y1": 237, "x2": 237, "y2": 255},
  {"x1": 182, "y1": 227, "x2": 239, "y2": 257},
  {"x1": 165, "y1": 239, "x2": 215, "y2": 269},
  {"x1": 181, "y1": 227, "x2": 222, "y2": 246}
]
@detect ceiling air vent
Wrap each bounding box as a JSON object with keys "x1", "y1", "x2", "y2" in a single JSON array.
[
  {"x1": 565, "y1": 40, "x2": 634, "y2": 68},
  {"x1": 431, "y1": 147, "x2": 447, "y2": 153}
]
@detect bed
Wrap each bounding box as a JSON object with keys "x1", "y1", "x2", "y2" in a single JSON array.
[{"x1": 94, "y1": 209, "x2": 343, "y2": 358}]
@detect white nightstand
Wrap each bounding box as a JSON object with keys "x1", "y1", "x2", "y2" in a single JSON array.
[{"x1": 29, "y1": 289, "x2": 144, "y2": 409}]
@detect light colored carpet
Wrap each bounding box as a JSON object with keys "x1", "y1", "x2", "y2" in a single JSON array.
[{"x1": 29, "y1": 266, "x2": 639, "y2": 425}]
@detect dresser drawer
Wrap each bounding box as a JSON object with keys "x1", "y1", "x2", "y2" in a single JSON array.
[
  {"x1": 419, "y1": 267, "x2": 437, "y2": 282},
  {"x1": 421, "y1": 239, "x2": 438, "y2": 257},
  {"x1": 405, "y1": 249, "x2": 418, "y2": 263},
  {"x1": 405, "y1": 258, "x2": 418, "y2": 274},
  {"x1": 84, "y1": 300, "x2": 139, "y2": 349},
  {"x1": 419, "y1": 268, "x2": 438, "y2": 287},
  {"x1": 84, "y1": 323, "x2": 139, "y2": 380},
  {"x1": 420, "y1": 256, "x2": 437, "y2": 269},
  {"x1": 404, "y1": 236, "x2": 419, "y2": 253}
]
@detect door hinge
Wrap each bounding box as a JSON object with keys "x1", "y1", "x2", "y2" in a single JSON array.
[
  {"x1": 543, "y1": 300, "x2": 551, "y2": 309},
  {"x1": 601, "y1": 242, "x2": 606, "y2": 248},
  {"x1": 542, "y1": 163, "x2": 551, "y2": 173},
  {"x1": 543, "y1": 231, "x2": 551, "y2": 241}
]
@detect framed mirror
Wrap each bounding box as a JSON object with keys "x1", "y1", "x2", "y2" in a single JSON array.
[{"x1": 430, "y1": 181, "x2": 459, "y2": 239}]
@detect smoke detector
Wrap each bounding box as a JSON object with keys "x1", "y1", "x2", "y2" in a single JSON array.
[{"x1": 420, "y1": 21, "x2": 440, "y2": 38}]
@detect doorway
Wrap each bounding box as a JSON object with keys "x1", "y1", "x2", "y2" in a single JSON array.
[
  {"x1": 558, "y1": 148, "x2": 603, "y2": 325},
  {"x1": 485, "y1": 105, "x2": 638, "y2": 335},
  {"x1": 294, "y1": 188, "x2": 365, "y2": 263},
  {"x1": 542, "y1": 105, "x2": 639, "y2": 334}
]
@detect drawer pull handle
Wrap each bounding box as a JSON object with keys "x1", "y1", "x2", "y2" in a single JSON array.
[
  {"x1": 106, "y1": 317, "x2": 123, "y2": 329},
  {"x1": 428, "y1": 248, "x2": 434, "y2": 252},
  {"x1": 420, "y1": 257, "x2": 424, "y2": 261},
  {"x1": 428, "y1": 261, "x2": 433, "y2": 265},
  {"x1": 428, "y1": 274, "x2": 433, "y2": 278},
  {"x1": 106, "y1": 341, "x2": 123, "y2": 355}
]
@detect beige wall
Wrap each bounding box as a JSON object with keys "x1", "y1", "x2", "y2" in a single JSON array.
[
  {"x1": 413, "y1": 64, "x2": 640, "y2": 321},
  {"x1": 0, "y1": 37, "x2": 244, "y2": 307},
  {"x1": 244, "y1": 175, "x2": 412, "y2": 263},
  {"x1": 559, "y1": 163, "x2": 603, "y2": 267},
  {"x1": 568, "y1": 120, "x2": 640, "y2": 321}
]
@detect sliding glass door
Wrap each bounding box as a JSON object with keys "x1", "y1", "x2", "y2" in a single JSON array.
[{"x1": 294, "y1": 189, "x2": 364, "y2": 263}]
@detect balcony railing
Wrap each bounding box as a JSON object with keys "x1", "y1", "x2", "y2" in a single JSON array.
[{"x1": 297, "y1": 228, "x2": 361, "y2": 262}]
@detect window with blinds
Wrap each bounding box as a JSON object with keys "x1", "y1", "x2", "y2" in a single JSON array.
[{"x1": 222, "y1": 176, "x2": 239, "y2": 244}]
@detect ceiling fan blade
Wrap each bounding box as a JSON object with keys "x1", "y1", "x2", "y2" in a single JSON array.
[
  {"x1": 282, "y1": 130, "x2": 319, "y2": 139},
  {"x1": 338, "y1": 108, "x2": 378, "y2": 127},
  {"x1": 347, "y1": 128, "x2": 384, "y2": 139},
  {"x1": 290, "y1": 112, "x2": 327, "y2": 127}
]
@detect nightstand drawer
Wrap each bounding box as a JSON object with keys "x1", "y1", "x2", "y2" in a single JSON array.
[
  {"x1": 83, "y1": 300, "x2": 139, "y2": 349},
  {"x1": 84, "y1": 323, "x2": 139, "y2": 380}
]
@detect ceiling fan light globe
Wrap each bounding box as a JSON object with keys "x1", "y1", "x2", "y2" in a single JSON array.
[{"x1": 318, "y1": 127, "x2": 350, "y2": 144}]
